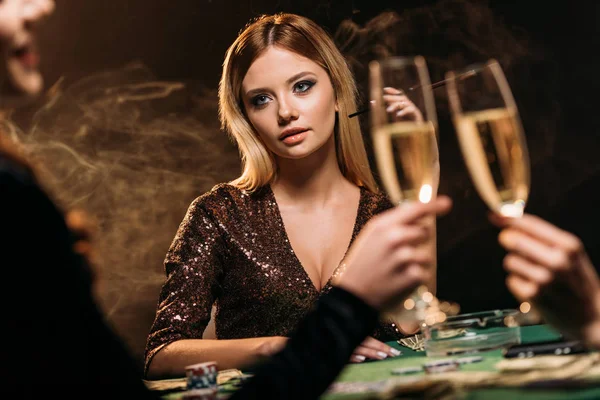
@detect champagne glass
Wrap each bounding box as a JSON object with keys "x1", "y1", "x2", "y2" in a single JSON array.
[
  {"x1": 446, "y1": 59, "x2": 536, "y2": 323},
  {"x1": 446, "y1": 59, "x2": 530, "y2": 218},
  {"x1": 368, "y1": 56, "x2": 446, "y2": 331},
  {"x1": 369, "y1": 56, "x2": 439, "y2": 205}
]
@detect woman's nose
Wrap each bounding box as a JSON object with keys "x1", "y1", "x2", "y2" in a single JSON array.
[
  {"x1": 23, "y1": 0, "x2": 55, "y2": 24},
  {"x1": 278, "y1": 98, "x2": 299, "y2": 124}
]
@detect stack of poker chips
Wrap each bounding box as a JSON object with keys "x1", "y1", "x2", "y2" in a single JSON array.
[{"x1": 184, "y1": 361, "x2": 218, "y2": 399}]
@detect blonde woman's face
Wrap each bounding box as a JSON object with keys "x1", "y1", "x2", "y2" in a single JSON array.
[
  {"x1": 241, "y1": 46, "x2": 338, "y2": 161},
  {"x1": 0, "y1": 0, "x2": 54, "y2": 98}
]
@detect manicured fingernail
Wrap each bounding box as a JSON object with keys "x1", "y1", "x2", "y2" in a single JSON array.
[
  {"x1": 355, "y1": 355, "x2": 366, "y2": 362},
  {"x1": 377, "y1": 351, "x2": 388, "y2": 359},
  {"x1": 390, "y1": 348, "x2": 402, "y2": 356}
]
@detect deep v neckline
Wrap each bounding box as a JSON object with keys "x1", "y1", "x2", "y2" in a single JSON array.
[{"x1": 267, "y1": 185, "x2": 366, "y2": 294}]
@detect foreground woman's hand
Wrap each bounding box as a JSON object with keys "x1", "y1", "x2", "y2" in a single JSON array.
[
  {"x1": 490, "y1": 213, "x2": 600, "y2": 349},
  {"x1": 335, "y1": 196, "x2": 451, "y2": 312}
]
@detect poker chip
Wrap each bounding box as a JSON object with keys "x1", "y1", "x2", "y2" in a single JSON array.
[
  {"x1": 185, "y1": 361, "x2": 218, "y2": 391},
  {"x1": 391, "y1": 366, "x2": 423, "y2": 375},
  {"x1": 186, "y1": 361, "x2": 218, "y2": 375},
  {"x1": 456, "y1": 356, "x2": 484, "y2": 365},
  {"x1": 423, "y1": 358, "x2": 459, "y2": 374}
]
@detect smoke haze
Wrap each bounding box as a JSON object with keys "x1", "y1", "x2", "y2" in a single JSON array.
[{"x1": 12, "y1": 63, "x2": 240, "y2": 365}]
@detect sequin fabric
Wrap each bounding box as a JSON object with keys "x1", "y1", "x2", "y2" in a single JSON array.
[{"x1": 144, "y1": 183, "x2": 401, "y2": 373}]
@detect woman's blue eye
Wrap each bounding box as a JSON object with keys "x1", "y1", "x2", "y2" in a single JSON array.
[
  {"x1": 294, "y1": 80, "x2": 315, "y2": 93},
  {"x1": 251, "y1": 95, "x2": 270, "y2": 106}
]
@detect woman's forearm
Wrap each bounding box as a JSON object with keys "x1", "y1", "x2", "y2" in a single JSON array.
[
  {"x1": 146, "y1": 336, "x2": 287, "y2": 380},
  {"x1": 230, "y1": 287, "x2": 379, "y2": 400}
]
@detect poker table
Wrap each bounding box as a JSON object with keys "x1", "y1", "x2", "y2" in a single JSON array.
[
  {"x1": 154, "y1": 324, "x2": 600, "y2": 399},
  {"x1": 322, "y1": 324, "x2": 600, "y2": 400}
]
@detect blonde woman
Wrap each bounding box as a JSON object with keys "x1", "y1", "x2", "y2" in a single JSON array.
[{"x1": 145, "y1": 13, "x2": 437, "y2": 378}]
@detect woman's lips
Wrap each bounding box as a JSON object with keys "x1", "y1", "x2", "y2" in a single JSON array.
[
  {"x1": 281, "y1": 130, "x2": 308, "y2": 145},
  {"x1": 13, "y1": 46, "x2": 40, "y2": 69}
]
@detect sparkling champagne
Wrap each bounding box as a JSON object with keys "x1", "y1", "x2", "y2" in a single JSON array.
[
  {"x1": 372, "y1": 121, "x2": 438, "y2": 204},
  {"x1": 453, "y1": 107, "x2": 529, "y2": 217}
]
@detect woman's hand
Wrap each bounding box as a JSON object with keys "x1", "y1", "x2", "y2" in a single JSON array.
[
  {"x1": 350, "y1": 336, "x2": 401, "y2": 363},
  {"x1": 383, "y1": 87, "x2": 423, "y2": 122},
  {"x1": 65, "y1": 208, "x2": 97, "y2": 265},
  {"x1": 335, "y1": 196, "x2": 451, "y2": 312},
  {"x1": 65, "y1": 208, "x2": 102, "y2": 299},
  {"x1": 490, "y1": 213, "x2": 600, "y2": 349}
]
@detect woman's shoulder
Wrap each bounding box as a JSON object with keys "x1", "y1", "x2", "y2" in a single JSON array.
[{"x1": 186, "y1": 182, "x2": 269, "y2": 216}]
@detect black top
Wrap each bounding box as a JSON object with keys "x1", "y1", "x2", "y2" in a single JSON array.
[{"x1": 0, "y1": 154, "x2": 159, "y2": 399}]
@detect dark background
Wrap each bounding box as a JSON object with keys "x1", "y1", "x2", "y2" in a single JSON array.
[{"x1": 26, "y1": 0, "x2": 600, "y2": 368}]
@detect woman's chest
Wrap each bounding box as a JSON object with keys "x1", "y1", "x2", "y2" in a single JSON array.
[
  {"x1": 219, "y1": 225, "x2": 321, "y2": 304},
  {"x1": 278, "y1": 207, "x2": 357, "y2": 290}
]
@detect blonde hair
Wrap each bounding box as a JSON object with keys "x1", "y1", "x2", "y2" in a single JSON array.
[{"x1": 219, "y1": 13, "x2": 377, "y2": 192}]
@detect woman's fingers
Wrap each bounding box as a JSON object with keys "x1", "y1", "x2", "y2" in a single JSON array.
[
  {"x1": 352, "y1": 345, "x2": 388, "y2": 361},
  {"x1": 351, "y1": 340, "x2": 402, "y2": 362},
  {"x1": 387, "y1": 225, "x2": 430, "y2": 247},
  {"x1": 381, "y1": 91, "x2": 424, "y2": 122},
  {"x1": 394, "y1": 106, "x2": 423, "y2": 120},
  {"x1": 391, "y1": 196, "x2": 452, "y2": 225},
  {"x1": 499, "y1": 229, "x2": 576, "y2": 274},
  {"x1": 349, "y1": 354, "x2": 366, "y2": 363},
  {"x1": 392, "y1": 247, "x2": 434, "y2": 268},
  {"x1": 503, "y1": 254, "x2": 553, "y2": 287},
  {"x1": 506, "y1": 274, "x2": 539, "y2": 302},
  {"x1": 383, "y1": 87, "x2": 403, "y2": 95},
  {"x1": 385, "y1": 101, "x2": 405, "y2": 113},
  {"x1": 383, "y1": 94, "x2": 409, "y2": 105},
  {"x1": 360, "y1": 336, "x2": 402, "y2": 357},
  {"x1": 491, "y1": 213, "x2": 583, "y2": 253}
]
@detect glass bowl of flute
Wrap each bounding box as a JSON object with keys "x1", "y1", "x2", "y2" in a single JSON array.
[
  {"x1": 445, "y1": 59, "x2": 530, "y2": 219},
  {"x1": 386, "y1": 285, "x2": 461, "y2": 352},
  {"x1": 422, "y1": 309, "x2": 522, "y2": 357}
]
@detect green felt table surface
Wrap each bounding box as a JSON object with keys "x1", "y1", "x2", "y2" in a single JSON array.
[
  {"x1": 322, "y1": 324, "x2": 600, "y2": 400},
  {"x1": 331, "y1": 324, "x2": 563, "y2": 383},
  {"x1": 158, "y1": 325, "x2": 600, "y2": 400}
]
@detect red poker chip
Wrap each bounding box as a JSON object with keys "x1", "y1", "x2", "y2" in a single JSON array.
[{"x1": 186, "y1": 361, "x2": 218, "y2": 375}]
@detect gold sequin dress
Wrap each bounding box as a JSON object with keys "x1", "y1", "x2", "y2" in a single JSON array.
[{"x1": 144, "y1": 183, "x2": 400, "y2": 373}]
